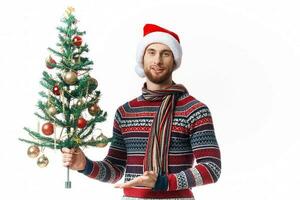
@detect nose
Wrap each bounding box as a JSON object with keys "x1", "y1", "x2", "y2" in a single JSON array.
[{"x1": 153, "y1": 54, "x2": 162, "y2": 65}]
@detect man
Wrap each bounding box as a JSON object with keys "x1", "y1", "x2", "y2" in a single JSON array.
[{"x1": 62, "y1": 24, "x2": 221, "y2": 200}]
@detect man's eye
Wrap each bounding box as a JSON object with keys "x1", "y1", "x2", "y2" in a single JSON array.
[{"x1": 163, "y1": 52, "x2": 170, "y2": 56}]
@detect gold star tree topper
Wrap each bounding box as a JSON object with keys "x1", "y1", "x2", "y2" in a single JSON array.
[{"x1": 65, "y1": 6, "x2": 75, "y2": 15}]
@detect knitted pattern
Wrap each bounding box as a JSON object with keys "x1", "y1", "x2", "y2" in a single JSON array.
[{"x1": 79, "y1": 93, "x2": 221, "y2": 199}]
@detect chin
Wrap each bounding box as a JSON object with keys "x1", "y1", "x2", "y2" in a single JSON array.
[
  {"x1": 145, "y1": 68, "x2": 173, "y2": 84},
  {"x1": 147, "y1": 73, "x2": 171, "y2": 84}
]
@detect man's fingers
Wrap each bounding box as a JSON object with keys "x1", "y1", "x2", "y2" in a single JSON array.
[
  {"x1": 63, "y1": 157, "x2": 72, "y2": 162},
  {"x1": 61, "y1": 147, "x2": 71, "y2": 153},
  {"x1": 120, "y1": 179, "x2": 139, "y2": 188},
  {"x1": 114, "y1": 177, "x2": 141, "y2": 188},
  {"x1": 62, "y1": 153, "x2": 75, "y2": 167},
  {"x1": 114, "y1": 183, "x2": 121, "y2": 188},
  {"x1": 63, "y1": 162, "x2": 72, "y2": 167},
  {"x1": 62, "y1": 153, "x2": 73, "y2": 162},
  {"x1": 143, "y1": 171, "x2": 156, "y2": 176},
  {"x1": 61, "y1": 147, "x2": 78, "y2": 154},
  {"x1": 115, "y1": 171, "x2": 158, "y2": 189},
  {"x1": 148, "y1": 171, "x2": 156, "y2": 175}
]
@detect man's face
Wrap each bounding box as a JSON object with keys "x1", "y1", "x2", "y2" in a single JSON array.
[{"x1": 143, "y1": 43, "x2": 175, "y2": 84}]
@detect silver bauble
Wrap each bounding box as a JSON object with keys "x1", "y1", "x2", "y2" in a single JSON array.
[
  {"x1": 37, "y1": 154, "x2": 49, "y2": 168},
  {"x1": 48, "y1": 106, "x2": 57, "y2": 115},
  {"x1": 96, "y1": 134, "x2": 108, "y2": 148}
]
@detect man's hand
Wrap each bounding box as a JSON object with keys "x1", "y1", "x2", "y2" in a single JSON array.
[
  {"x1": 61, "y1": 147, "x2": 86, "y2": 171},
  {"x1": 114, "y1": 171, "x2": 157, "y2": 189}
]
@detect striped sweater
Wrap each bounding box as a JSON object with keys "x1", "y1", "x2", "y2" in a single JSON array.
[{"x1": 79, "y1": 92, "x2": 221, "y2": 199}]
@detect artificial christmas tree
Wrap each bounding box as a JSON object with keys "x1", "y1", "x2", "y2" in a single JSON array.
[{"x1": 19, "y1": 7, "x2": 111, "y2": 188}]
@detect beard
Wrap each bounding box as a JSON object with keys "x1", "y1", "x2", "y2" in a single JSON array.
[{"x1": 144, "y1": 66, "x2": 173, "y2": 84}]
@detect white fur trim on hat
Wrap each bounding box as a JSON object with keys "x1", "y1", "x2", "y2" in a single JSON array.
[{"x1": 135, "y1": 31, "x2": 182, "y2": 77}]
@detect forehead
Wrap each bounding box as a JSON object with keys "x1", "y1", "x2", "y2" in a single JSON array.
[{"x1": 145, "y1": 43, "x2": 172, "y2": 51}]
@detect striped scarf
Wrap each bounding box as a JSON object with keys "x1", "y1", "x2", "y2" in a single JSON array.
[{"x1": 142, "y1": 83, "x2": 188, "y2": 175}]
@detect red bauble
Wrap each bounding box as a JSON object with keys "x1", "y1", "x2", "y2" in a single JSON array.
[
  {"x1": 42, "y1": 122, "x2": 54, "y2": 136},
  {"x1": 72, "y1": 36, "x2": 82, "y2": 47},
  {"x1": 46, "y1": 56, "x2": 56, "y2": 69},
  {"x1": 77, "y1": 117, "x2": 87, "y2": 129},
  {"x1": 53, "y1": 85, "x2": 60, "y2": 96}
]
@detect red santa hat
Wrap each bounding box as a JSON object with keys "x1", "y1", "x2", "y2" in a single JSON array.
[{"x1": 135, "y1": 24, "x2": 182, "y2": 77}]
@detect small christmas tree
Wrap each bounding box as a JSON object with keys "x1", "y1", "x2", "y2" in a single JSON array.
[{"x1": 19, "y1": 7, "x2": 111, "y2": 188}]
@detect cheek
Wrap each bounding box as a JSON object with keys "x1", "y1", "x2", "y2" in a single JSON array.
[
  {"x1": 143, "y1": 57, "x2": 153, "y2": 67},
  {"x1": 143, "y1": 56, "x2": 148, "y2": 64},
  {"x1": 164, "y1": 58, "x2": 174, "y2": 67}
]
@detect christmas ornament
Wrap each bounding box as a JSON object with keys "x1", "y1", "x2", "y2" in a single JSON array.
[
  {"x1": 53, "y1": 85, "x2": 60, "y2": 96},
  {"x1": 63, "y1": 71, "x2": 78, "y2": 85},
  {"x1": 72, "y1": 36, "x2": 82, "y2": 47},
  {"x1": 42, "y1": 122, "x2": 54, "y2": 136},
  {"x1": 88, "y1": 104, "x2": 100, "y2": 116},
  {"x1": 72, "y1": 19, "x2": 78, "y2": 25},
  {"x1": 96, "y1": 133, "x2": 108, "y2": 148},
  {"x1": 72, "y1": 135, "x2": 82, "y2": 144},
  {"x1": 48, "y1": 106, "x2": 57, "y2": 116},
  {"x1": 37, "y1": 154, "x2": 49, "y2": 168},
  {"x1": 76, "y1": 99, "x2": 85, "y2": 107},
  {"x1": 77, "y1": 117, "x2": 87, "y2": 129},
  {"x1": 46, "y1": 56, "x2": 56, "y2": 69},
  {"x1": 27, "y1": 145, "x2": 40, "y2": 158},
  {"x1": 88, "y1": 77, "x2": 98, "y2": 93},
  {"x1": 65, "y1": 6, "x2": 75, "y2": 15},
  {"x1": 73, "y1": 53, "x2": 81, "y2": 63}
]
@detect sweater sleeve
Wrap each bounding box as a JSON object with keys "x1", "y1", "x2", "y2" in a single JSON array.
[
  {"x1": 167, "y1": 103, "x2": 221, "y2": 191},
  {"x1": 78, "y1": 109, "x2": 127, "y2": 183}
]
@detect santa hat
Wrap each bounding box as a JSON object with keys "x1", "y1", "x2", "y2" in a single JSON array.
[{"x1": 135, "y1": 24, "x2": 182, "y2": 77}]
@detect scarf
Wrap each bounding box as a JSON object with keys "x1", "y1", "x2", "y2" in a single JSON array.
[{"x1": 142, "y1": 83, "x2": 188, "y2": 175}]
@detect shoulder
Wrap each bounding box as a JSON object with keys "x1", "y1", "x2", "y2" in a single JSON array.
[
  {"x1": 114, "y1": 95, "x2": 143, "y2": 117},
  {"x1": 177, "y1": 93, "x2": 210, "y2": 115},
  {"x1": 116, "y1": 95, "x2": 143, "y2": 110},
  {"x1": 179, "y1": 95, "x2": 214, "y2": 131}
]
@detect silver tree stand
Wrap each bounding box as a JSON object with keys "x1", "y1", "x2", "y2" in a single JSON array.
[{"x1": 65, "y1": 167, "x2": 72, "y2": 188}]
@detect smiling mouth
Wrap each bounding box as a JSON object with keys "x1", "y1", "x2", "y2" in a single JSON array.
[{"x1": 151, "y1": 66, "x2": 164, "y2": 73}]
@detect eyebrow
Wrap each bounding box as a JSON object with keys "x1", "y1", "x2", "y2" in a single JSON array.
[{"x1": 146, "y1": 48, "x2": 172, "y2": 53}]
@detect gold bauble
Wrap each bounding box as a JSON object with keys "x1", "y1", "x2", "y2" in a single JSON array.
[
  {"x1": 96, "y1": 134, "x2": 108, "y2": 148},
  {"x1": 27, "y1": 145, "x2": 40, "y2": 158},
  {"x1": 63, "y1": 71, "x2": 78, "y2": 85},
  {"x1": 88, "y1": 104, "x2": 100, "y2": 116},
  {"x1": 96, "y1": 143, "x2": 107, "y2": 148},
  {"x1": 37, "y1": 154, "x2": 49, "y2": 168},
  {"x1": 48, "y1": 106, "x2": 57, "y2": 116},
  {"x1": 76, "y1": 99, "x2": 85, "y2": 107}
]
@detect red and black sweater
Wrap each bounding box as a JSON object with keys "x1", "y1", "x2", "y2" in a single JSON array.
[{"x1": 79, "y1": 93, "x2": 221, "y2": 199}]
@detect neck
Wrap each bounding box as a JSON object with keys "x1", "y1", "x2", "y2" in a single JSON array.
[{"x1": 146, "y1": 77, "x2": 173, "y2": 91}]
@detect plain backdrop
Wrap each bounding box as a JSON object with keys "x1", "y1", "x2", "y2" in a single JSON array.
[{"x1": 0, "y1": 0, "x2": 299, "y2": 199}]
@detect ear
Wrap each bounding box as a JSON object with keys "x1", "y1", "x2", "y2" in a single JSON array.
[
  {"x1": 142, "y1": 60, "x2": 145, "y2": 69},
  {"x1": 172, "y1": 62, "x2": 176, "y2": 70}
]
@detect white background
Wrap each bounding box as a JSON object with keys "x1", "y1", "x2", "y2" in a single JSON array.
[{"x1": 0, "y1": 0, "x2": 299, "y2": 199}]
